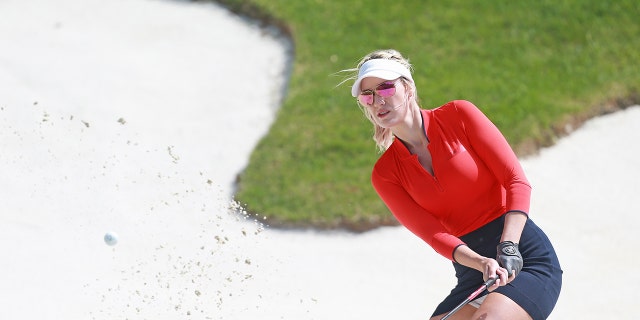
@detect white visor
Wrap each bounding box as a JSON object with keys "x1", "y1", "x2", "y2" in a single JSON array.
[{"x1": 351, "y1": 59, "x2": 414, "y2": 97}]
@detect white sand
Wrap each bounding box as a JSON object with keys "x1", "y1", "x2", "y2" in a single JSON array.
[{"x1": 0, "y1": 0, "x2": 637, "y2": 319}]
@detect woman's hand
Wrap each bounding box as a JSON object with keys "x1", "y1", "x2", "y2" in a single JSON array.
[
  {"x1": 496, "y1": 240, "x2": 523, "y2": 277},
  {"x1": 481, "y1": 257, "x2": 515, "y2": 292},
  {"x1": 452, "y1": 244, "x2": 517, "y2": 291}
]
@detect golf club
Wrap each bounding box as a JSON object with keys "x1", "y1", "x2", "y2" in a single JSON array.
[{"x1": 440, "y1": 277, "x2": 497, "y2": 320}]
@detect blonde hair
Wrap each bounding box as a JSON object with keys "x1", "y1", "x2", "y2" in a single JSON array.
[{"x1": 341, "y1": 49, "x2": 417, "y2": 152}]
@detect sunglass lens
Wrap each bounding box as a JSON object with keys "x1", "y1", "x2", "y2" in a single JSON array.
[
  {"x1": 376, "y1": 82, "x2": 396, "y2": 98},
  {"x1": 358, "y1": 94, "x2": 374, "y2": 105}
]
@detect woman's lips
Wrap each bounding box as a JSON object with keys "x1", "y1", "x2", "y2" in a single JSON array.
[{"x1": 377, "y1": 110, "x2": 391, "y2": 117}]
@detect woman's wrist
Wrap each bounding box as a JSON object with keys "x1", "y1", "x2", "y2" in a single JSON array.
[
  {"x1": 453, "y1": 245, "x2": 491, "y2": 273},
  {"x1": 500, "y1": 211, "x2": 527, "y2": 243}
]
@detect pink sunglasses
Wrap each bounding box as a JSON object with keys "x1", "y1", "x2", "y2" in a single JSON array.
[{"x1": 357, "y1": 80, "x2": 399, "y2": 106}]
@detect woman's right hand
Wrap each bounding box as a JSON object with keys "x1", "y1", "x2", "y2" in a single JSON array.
[
  {"x1": 481, "y1": 257, "x2": 513, "y2": 291},
  {"x1": 452, "y1": 245, "x2": 515, "y2": 291}
]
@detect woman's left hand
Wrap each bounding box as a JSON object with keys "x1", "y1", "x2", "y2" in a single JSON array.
[{"x1": 496, "y1": 240, "x2": 523, "y2": 277}]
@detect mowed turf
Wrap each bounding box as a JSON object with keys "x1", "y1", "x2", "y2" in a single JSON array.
[{"x1": 216, "y1": 0, "x2": 639, "y2": 230}]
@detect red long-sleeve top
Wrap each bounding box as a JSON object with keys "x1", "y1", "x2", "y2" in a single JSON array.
[{"x1": 371, "y1": 100, "x2": 531, "y2": 261}]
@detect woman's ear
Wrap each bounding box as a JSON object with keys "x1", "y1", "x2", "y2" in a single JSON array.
[{"x1": 401, "y1": 80, "x2": 412, "y2": 97}]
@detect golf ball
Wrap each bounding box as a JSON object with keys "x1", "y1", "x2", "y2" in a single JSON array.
[{"x1": 104, "y1": 232, "x2": 119, "y2": 246}]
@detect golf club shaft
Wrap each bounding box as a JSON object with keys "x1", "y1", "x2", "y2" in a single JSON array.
[{"x1": 440, "y1": 277, "x2": 497, "y2": 320}]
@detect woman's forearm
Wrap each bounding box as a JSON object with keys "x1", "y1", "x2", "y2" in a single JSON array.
[
  {"x1": 452, "y1": 245, "x2": 490, "y2": 273},
  {"x1": 500, "y1": 211, "x2": 528, "y2": 243},
  {"x1": 452, "y1": 211, "x2": 528, "y2": 272}
]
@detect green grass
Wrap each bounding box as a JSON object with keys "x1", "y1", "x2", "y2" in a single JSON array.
[{"x1": 215, "y1": 0, "x2": 640, "y2": 230}]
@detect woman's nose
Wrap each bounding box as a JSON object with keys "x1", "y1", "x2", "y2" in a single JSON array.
[{"x1": 373, "y1": 94, "x2": 385, "y2": 105}]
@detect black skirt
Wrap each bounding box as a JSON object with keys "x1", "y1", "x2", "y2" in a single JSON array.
[{"x1": 432, "y1": 214, "x2": 563, "y2": 320}]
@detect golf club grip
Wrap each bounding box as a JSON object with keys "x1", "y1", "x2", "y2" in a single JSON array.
[
  {"x1": 484, "y1": 276, "x2": 497, "y2": 288},
  {"x1": 468, "y1": 277, "x2": 497, "y2": 299},
  {"x1": 440, "y1": 277, "x2": 497, "y2": 320}
]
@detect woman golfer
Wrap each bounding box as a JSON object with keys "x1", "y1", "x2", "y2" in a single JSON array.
[{"x1": 347, "y1": 49, "x2": 562, "y2": 320}]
